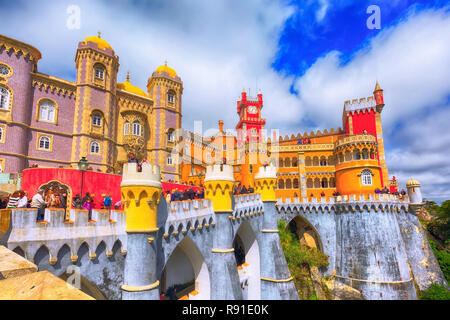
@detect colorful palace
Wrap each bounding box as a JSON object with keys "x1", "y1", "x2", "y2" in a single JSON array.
[{"x1": 0, "y1": 33, "x2": 393, "y2": 199}]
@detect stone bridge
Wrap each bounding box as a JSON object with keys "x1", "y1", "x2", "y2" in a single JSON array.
[{"x1": 0, "y1": 164, "x2": 447, "y2": 300}]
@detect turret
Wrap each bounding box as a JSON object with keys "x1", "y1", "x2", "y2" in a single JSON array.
[
  {"x1": 120, "y1": 162, "x2": 162, "y2": 300},
  {"x1": 254, "y1": 164, "x2": 277, "y2": 202},
  {"x1": 204, "y1": 164, "x2": 234, "y2": 212},
  {"x1": 120, "y1": 162, "x2": 162, "y2": 232},
  {"x1": 374, "y1": 81, "x2": 384, "y2": 107},
  {"x1": 406, "y1": 178, "x2": 422, "y2": 205}
]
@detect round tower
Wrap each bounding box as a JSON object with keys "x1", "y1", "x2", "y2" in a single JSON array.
[
  {"x1": 147, "y1": 62, "x2": 183, "y2": 181},
  {"x1": 406, "y1": 178, "x2": 422, "y2": 204},
  {"x1": 204, "y1": 164, "x2": 234, "y2": 212},
  {"x1": 71, "y1": 34, "x2": 120, "y2": 171},
  {"x1": 120, "y1": 162, "x2": 163, "y2": 300}
]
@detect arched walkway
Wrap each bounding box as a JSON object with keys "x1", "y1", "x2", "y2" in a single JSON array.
[
  {"x1": 160, "y1": 236, "x2": 210, "y2": 300},
  {"x1": 233, "y1": 220, "x2": 261, "y2": 300}
]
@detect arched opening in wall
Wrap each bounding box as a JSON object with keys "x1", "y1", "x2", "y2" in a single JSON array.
[
  {"x1": 285, "y1": 179, "x2": 292, "y2": 189},
  {"x1": 362, "y1": 148, "x2": 369, "y2": 160},
  {"x1": 338, "y1": 153, "x2": 344, "y2": 163},
  {"x1": 233, "y1": 220, "x2": 261, "y2": 300},
  {"x1": 292, "y1": 157, "x2": 298, "y2": 167},
  {"x1": 160, "y1": 236, "x2": 210, "y2": 300},
  {"x1": 279, "y1": 158, "x2": 284, "y2": 168},
  {"x1": 320, "y1": 156, "x2": 327, "y2": 166},
  {"x1": 321, "y1": 178, "x2": 328, "y2": 188},
  {"x1": 327, "y1": 155, "x2": 334, "y2": 166},
  {"x1": 278, "y1": 179, "x2": 284, "y2": 189},
  {"x1": 329, "y1": 177, "x2": 336, "y2": 188},
  {"x1": 344, "y1": 150, "x2": 352, "y2": 162},
  {"x1": 59, "y1": 271, "x2": 107, "y2": 300},
  {"x1": 305, "y1": 157, "x2": 311, "y2": 167},
  {"x1": 284, "y1": 157, "x2": 291, "y2": 167},
  {"x1": 306, "y1": 178, "x2": 313, "y2": 188},
  {"x1": 314, "y1": 178, "x2": 321, "y2": 189},
  {"x1": 370, "y1": 149, "x2": 375, "y2": 159},
  {"x1": 293, "y1": 178, "x2": 299, "y2": 189},
  {"x1": 287, "y1": 215, "x2": 323, "y2": 252},
  {"x1": 12, "y1": 246, "x2": 26, "y2": 258},
  {"x1": 353, "y1": 148, "x2": 361, "y2": 160},
  {"x1": 38, "y1": 180, "x2": 72, "y2": 218},
  {"x1": 312, "y1": 156, "x2": 319, "y2": 166}
]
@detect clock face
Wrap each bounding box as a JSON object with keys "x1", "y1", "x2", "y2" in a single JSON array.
[{"x1": 247, "y1": 106, "x2": 258, "y2": 114}]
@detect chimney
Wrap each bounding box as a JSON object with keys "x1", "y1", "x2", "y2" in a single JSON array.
[{"x1": 218, "y1": 120, "x2": 224, "y2": 132}]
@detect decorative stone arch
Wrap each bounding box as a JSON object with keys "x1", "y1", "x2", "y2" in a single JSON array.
[
  {"x1": 286, "y1": 215, "x2": 324, "y2": 252},
  {"x1": 38, "y1": 180, "x2": 72, "y2": 214},
  {"x1": 321, "y1": 177, "x2": 328, "y2": 188},
  {"x1": 292, "y1": 157, "x2": 298, "y2": 167},
  {"x1": 293, "y1": 178, "x2": 299, "y2": 189},
  {"x1": 160, "y1": 236, "x2": 210, "y2": 300},
  {"x1": 362, "y1": 148, "x2": 370, "y2": 160},
  {"x1": 284, "y1": 157, "x2": 291, "y2": 167},
  {"x1": 353, "y1": 148, "x2": 361, "y2": 160},
  {"x1": 278, "y1": 179, "x2": 284, "y2": 190},
  {"x1": 306, "y1": 178, "x2": 313, "y2": 188},
  {"x1": 329, "y1": 177, "x2": 336, "y2": 188},
  {"x1": 319, "y1": 156, "x2": 327, "y2": 166},
  {"x1": 312, "y1": 156, "x2": 319, "y2": 166},
  {"x1": 314, "y1": 178, "x2": 321, "y2": 189},
  {"x1": 344, "y1": 150, "x2": 352, "y2": 162},
  {"x1": 233, "y1": 220, "x2": 261, "y2": 300},
  {"x1": 285, "y1": 178, "x2": 292, "y2": 189},
  {"x1": 305, "y1": 156, "x2": 312, "y2": 166},
  {"x1": 279, "y1": 158, "x2": 284, "y2": 168}
]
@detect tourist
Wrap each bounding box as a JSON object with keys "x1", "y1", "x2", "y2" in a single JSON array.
[
  {"x1": 114, "y1": 200, "x2": 122, "y2": 210},
  {"x1": 59, "y1": 192, "x2": 67, "y2": 209},
  {"x1": 165, "y1": 191, "x2": 171, "y2": 204},
  {"x1": 187, "y1": 188, "x2": 195, "y2": 200},
  {"x1": 240, "y1": 185, "x2": 247, "y2": 194},
  {"x1": 7, "y1": 191, "x2": 20, "y2": 208},
  {"x1": 31, "y1": 189, "x2": 47, "y2": 221},
  {"x1": 103, "y1": 194, "x2": 112, "y2": 210},
  {"x1": 400, "y1": 189, "x2": 406, "y2": 196},
  {"x1": 82, "y1": 198, "x2": 93, "y2": 220},
  {"x1": 72, "y1": 194, "x2": 82, "y2": 209},
  {"x1": 374, "y1": 188, "x2": 381, "y2": 194},
  {"x1": 82, "y1": 192, "x2": 91, "y2": 205},
  {"x1": 128, "y1": 153, "x2": 138, "y2": 164},
  {"x1": 17, "y1": 190, "x2": 28, "y2": 208}
]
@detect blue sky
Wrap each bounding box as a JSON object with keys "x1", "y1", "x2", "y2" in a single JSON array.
[{"x1": 1, "y1": 0, "x2": 450, "y2": 201}]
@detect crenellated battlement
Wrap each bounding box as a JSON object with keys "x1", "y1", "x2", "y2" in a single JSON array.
[
  {"x1": 163, "y1": 199, "x2": 215, "y2": 238},
  {"x1": 344, "y1": 96, "x2": 376, "y2": 113},
  {"x1": 204, "y1": 164, "x2": 234, "y2": 182},
  {"x1": 3, "y1": 208, "x2": 126, "y2": 265},
  {"x1": 232, "y1": 193, "x2": 264, "y2": 220},
  {"x1": 255, "y1": 164, "x2": 277, "y2": 180},
  {"x1": 121, "y1": 162, "x2": 161, "y2": 188}
]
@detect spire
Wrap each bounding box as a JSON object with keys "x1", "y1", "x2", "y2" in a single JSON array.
[
  {"x1": 98, "y1": 31, "x2": 101, "y2": 38},
  {"x1": 374, "y1": 81, "x2": 382, "y2": 92},
  {"x1": 126, "y1": 71, "x2": 130, "y2": 82}
]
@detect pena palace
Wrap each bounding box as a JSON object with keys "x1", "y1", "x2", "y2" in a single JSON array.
[{"x1": 0, "y1": 33, "x2": 397, "y2": 202}]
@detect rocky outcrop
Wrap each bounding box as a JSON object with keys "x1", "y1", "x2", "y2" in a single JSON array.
[{"x1": 323, "y1": 272, "x2": 367, "y2": 300}]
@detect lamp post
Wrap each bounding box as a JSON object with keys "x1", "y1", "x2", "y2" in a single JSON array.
[{"x1": 78, "y1": 157, "x2": 89, "y2": 199}]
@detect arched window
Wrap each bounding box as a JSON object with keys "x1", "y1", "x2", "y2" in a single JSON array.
[
  {"x1": 0, "y1": 86, "x2": 10, "y2": 110},
  {"x1": 39, "y1": 100, "x2": 56, "y2": 122},
  {"x1": 361, "y1": 169, "x2": 373, "y2": 186},
  {"x1": 286, "y1": 179, "x2": 292, "y2": 189},
  {"x1": 320, "y1": 156, "x2": 327, "y2": 166},
  {"x1": 284, "y1": 157, "x2": 291, "y2": 167},
  {"x1": 132, "y1": 121, "x2": 142, "y2": 136},
  {"x1": 167, "y1": 155, "x2": 173, "y2": 165},
  {"x1": 167, "y1": 91, "x2": 175, "y2": 104},
  {"x1": 314, "y1": 178, "x2": 321, "y2": 189},
  {"x1": 292, "y1": 157, "x2": 298, "y2": 167},
  {"x1": 94, "y1": 65, "x2": 105, "y2": 80},
  {"x1": 278, "y1": 179, "x2": 284, "y2": 189},
  {"x1": 92, "y1": 114, "x2": 102, "y2": 126},
  {"x1": 328, "y1": 155, "x2": 334, "y2": 166},
  {"x1": 305, "y1": 157, "x2": 311, "y2": 166},
  {"x1": 279, "y1": 158, "x2": 284, "y2": 168},
  {"x1": 0, "y1": 64, "x2": 10, "y2": 76},
  {"x1": 313, "y1": 156, "x2": 319, "y2": 166},
  {"x1": 370, "y1": 149, "x2": 375, "y2": 159},
  {"x1": 293, "y1": 178, "x2": 299, "y2": 189},
  {"x1": 329, "y1": 177, "x2": 336, "y2": 188},
  {"x1": 338, "y1": 153, "x2": 344, "y2": 163},
  {"x1": 362, "y1": 148, "x2": 369, "y2": 160},
  {"x1": 39, "y1": 136, "x2": 50, "y2": 150},
  {"x1": 90, "y1": 141, "x2": 100, "y2": 154},
  {"x1": 345, "y1": 150, "x2": 352, "y2": 162},
  {"x1": 321, "y1": 178, "x2": 328, "y2": 188},
  {"x1": 306, "y1": 178, "x2": 313, "y2": 188},
  {"x1": 353, "y1": 148, "x2": 361, "y2": 160},
  {"x1": 124, "y1": 121, "x2": 130, "y2": 135},
  {"x1": 167, "y1": 129, "x2": 175, "y2": 142}
]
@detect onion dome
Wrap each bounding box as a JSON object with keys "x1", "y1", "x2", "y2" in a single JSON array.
[
  {"x1": 406, "y1": 178, "x2": 421, "y2": 187},
  {"x1": 117, "y1": 72, "x2": 148, "y2": 97},
  {"x1": 155, "y1": 61, "x2": 177, "y2": 78},
  {"x1": 83, "y1": 32, "x2": 113, "y2": 51}
]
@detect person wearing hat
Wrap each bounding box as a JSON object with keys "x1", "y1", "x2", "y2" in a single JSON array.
[{"x1": 31, "y1": 189, "x2": 47, "y2": 221}]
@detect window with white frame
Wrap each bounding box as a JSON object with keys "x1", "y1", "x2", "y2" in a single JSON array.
[
  {"x1": 90, "y1": 141, "x2": 100, "y2": 154},
  {"x1": 92, "y1": 114, "x2": 102, "y2": 126},
  {"x1": 167, "y1": 130, "x2": 174, "y2": 142},
  {"x1": 167, "y1": 155, "x2": 173, "y2": 165},
  {"x1": 95, "y1": 66, "x2": 105, "y2": 80},
  {"x1": 39, "y1": 136, "x2": 50, "y2": 150},
  {"x1": 0, "y1": 87, "x2": 10, "y2": 110},
  {"x1": 0, "y1": 65, "x2": 10, "y2": 76},
  {"x1": 0, "y1": 127, "x2": 4, "y2": 141},
  {"x1": 39, "y1": 100, "x2": 56, "y2": 122},
  {"x1": 168, "y1": 93, "x2": 175, "y2": 104},
  {"x1": 124, "y1": 121, "x2": 130, "y2": 135},
  {"x1": 361, "y1": 169, "x2": 373, "y2": 186},
  {"x1": 132, "y1": 121, "x2": 142, "y2": 136}
]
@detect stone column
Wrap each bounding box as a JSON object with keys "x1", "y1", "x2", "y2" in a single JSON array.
[
  {"x1": 121, "y1": 162, "x2": 163, "y2": 300},
  {"x1": 255, "y1": 164, "x2": 299, "y2": 300},
  {"x1": 205, "y1": 165, "x2": 242, "y2": 300}
]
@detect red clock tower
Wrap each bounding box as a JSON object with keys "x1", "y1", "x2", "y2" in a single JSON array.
[{"x1": 236, "y1": 89, "x2": 266, "y2": 145}]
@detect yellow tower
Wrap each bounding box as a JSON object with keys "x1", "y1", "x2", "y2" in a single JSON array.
[
  {"x1": 204, "y1": 164, "x2": 234, "y2": 212},
  {"x1": 254, "y1": 164, "x2": 278, "y2": 202},
  {"x1": 120, "y1": 162, "x2": 162, "y2": 232}
]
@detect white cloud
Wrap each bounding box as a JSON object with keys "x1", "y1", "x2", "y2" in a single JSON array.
[{"x1": 316, "y1": 0, "x2": 330, "y2": 22}]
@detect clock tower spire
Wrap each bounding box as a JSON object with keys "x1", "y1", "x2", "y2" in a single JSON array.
[{"x1": 236, "y1": 89, "x2": 265, "y2": 145}]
